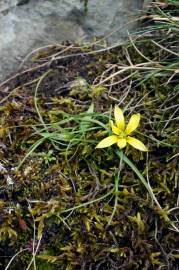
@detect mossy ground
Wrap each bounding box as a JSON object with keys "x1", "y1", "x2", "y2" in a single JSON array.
[{"x1": 0, "y1": 1, "x2": 179, "y2": 269}]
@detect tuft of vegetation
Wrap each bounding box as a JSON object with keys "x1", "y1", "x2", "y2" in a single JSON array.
[{"x1": 0, "y1": 1, "x2": 179, "y2": 269}]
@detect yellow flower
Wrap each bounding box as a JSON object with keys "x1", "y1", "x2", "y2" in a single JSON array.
[{"x1": 96, "y1": 106, "x2": 148, "y2": 151}]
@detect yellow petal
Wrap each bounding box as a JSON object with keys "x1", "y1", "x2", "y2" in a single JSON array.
[
  {"x1": 126, "y1": 136, "x2": 148, "y2": 151},
  {"x1": 114, "y1": 106, "x2": 125, "y2": 131},
  {"x1": 110, "y1": 120, "x2": 120, "y2": 135},
  {"x1": 96, "y1": 135, "x2": 118, "y2": 148},
  {"x1": 117, "y1": 139, "x2": 126, "y2": 149},
  {"x1": 125, "y1": 113, "x2": 140, "y2": 135}
]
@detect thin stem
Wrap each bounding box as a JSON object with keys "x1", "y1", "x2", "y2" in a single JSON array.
[
  {"x1": 5, "y1": 249, "x2": 29, "y2": 270},
  {"x1": 115, "y1": 150, "x2": 162, "y2": 209},
  {"x1": 107, "y1": 152, "x2": 123, "y2": 225},
  {"x1": 34, "y1": 70, "x2": 51, "y2": 130},
  {"x1": 61, "y1": 189, "x2": 114, "y2": 214}
]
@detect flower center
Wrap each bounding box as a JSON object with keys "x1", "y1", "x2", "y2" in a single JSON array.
[{"x1": 118, "y1": 131, "x2": 126, "y2": 139}]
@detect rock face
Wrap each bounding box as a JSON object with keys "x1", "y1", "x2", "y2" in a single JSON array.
[{"x1": 0, "y1": 0, "x2": 147, "y2": 81}]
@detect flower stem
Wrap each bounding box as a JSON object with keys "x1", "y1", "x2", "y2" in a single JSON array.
[{"x1": 115, "y1": 150, "x2": 162, "y2": 209}]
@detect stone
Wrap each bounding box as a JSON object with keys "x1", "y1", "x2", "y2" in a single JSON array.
[{"x1": 0, "y1": 0, "x2": 148, "y2": 82}]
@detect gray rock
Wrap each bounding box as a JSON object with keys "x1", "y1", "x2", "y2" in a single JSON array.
[{"x1": 0, "y1": 0, "x2": 148, "y2": 82}]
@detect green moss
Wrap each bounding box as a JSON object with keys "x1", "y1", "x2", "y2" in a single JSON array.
[{"x1": 0, "y1": 1, "x2": 179, "y2": 269}]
